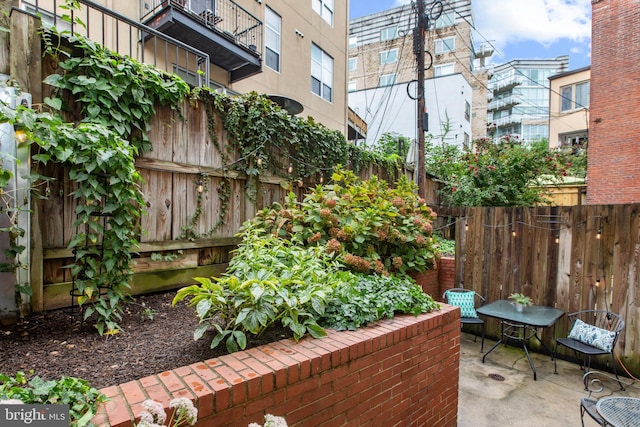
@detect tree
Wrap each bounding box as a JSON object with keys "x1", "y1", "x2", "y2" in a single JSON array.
[
  {"x1": 373, "y1": 132, "x2": 411, "y2": 161},
  {"x1": 425, "y1": 135, "x2": 582, "y2": 207}
]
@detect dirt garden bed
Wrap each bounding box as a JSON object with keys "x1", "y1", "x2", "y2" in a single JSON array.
[{"x1": 0, "y1": 291, "x2": 291, "y2": 390}]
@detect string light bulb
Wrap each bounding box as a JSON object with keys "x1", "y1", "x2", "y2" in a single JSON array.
[
  {"x1": 319, "y1": 174, "x2": 324, "y2": 184},
  {"x1": 555, "y1": 235, "x2": 560, "y2": 244},
  {"x1": 256, "y1": 157, "x2": 262, "y2": 166},
  {"x1": 596, "y1": 228, "x2": 602, "y2": 240},
  {"x1": 595, "y1": 278, "x2": 601, "y2": 287},
  {"x1": 197, "y1": 179, "x2": 204, "y2": 193},
  {"x1": 288, "y1": 163, "x2": 293, "y2": 174},
  {"x1": 512, "y1": 228, "x2": 516, "y2": 237},
  {"x1": 15, "y1": 129, "x2": 27, "y2": 143},
  {"x1": 465, "y1": 223, "x2": 468, "y2": 232}
]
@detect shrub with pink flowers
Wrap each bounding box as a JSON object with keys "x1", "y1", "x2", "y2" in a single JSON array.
[{"x1": 251, "y1": 167, "x2": 439, "y2": 276}]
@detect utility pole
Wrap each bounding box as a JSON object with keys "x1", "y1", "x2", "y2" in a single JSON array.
[{"x1": 416, "y1": 0, "x2": 427, "y2": 200}]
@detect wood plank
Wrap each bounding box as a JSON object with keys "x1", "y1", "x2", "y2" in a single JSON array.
[
  {"x1": 172, "y1": 173, "x2": 189, "y2": 239},
  {"x1": 139, "y1": 168, "x2": 156, "y2": 242},
  {"x1": 173, "y1": 102, "x2": 189, "y2": 163},
  {"x1": 155, "y1": 171, "x2": 173, "y2": 241},
  {"x1": 132, "y1": 252, "x2": 198, "y2": 273},
  {"x1": 42, "y1": 237, "x2": 240, "y2": 259},
  {"x1": 42, "y1": 263, "x2": 229, "y2": 310}
]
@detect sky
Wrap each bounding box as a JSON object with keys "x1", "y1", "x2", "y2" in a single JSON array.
[{"x1": 349, "y1": 0, "x2": 592, "y2": 70}]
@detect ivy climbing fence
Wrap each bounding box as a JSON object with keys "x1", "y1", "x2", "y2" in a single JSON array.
[{"x1": 33, "y1": 100, "x2": 410, "y2": 312}]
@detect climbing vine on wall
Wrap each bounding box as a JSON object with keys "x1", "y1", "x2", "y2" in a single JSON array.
[{"x1": 21, "y1": 26, "x2": 189, "y2": 334}]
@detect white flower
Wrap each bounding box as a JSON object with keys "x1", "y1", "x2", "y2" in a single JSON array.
[
  {"x1": 263, "y1": 414, "x2": 288, "y2": 427},
  {"x1": 138, "y1": 411, "x2": 155, "y2": 424},
  {"x1": 0, "y1": 399, "x2": 25, "y2": 405},
  {"x1": 169, "y1": 397, "x2": 198, "y2": 425},
  {"x1": 141, "y1": 399, "x2": 167, "y2": 424}
]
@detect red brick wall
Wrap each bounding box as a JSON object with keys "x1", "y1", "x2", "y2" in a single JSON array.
[
  {"x1": 587, "y1": 0, "x2": 640, "y2": 204},
  {"x1": 410, "y1": 257, "x2": 456, "y2": 301},
  {"x1": 92, "y1": 306, "x2": 461, "y2": 427}
]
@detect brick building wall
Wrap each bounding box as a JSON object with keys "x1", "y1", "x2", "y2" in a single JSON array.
[
  {"x1": 92, "y1": 306, "x2": 461, "y2": 427},
  {"x1": 587, "y1": 0, "x2": 640, "y2": 204}
]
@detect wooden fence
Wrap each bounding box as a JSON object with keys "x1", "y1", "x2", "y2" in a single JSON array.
[
  {"x1": 31, "y1": 101, "x2": 413, "y2": 312},
  {"x1": 438, "y1": 204, "x2": 640, "y2": 375}
]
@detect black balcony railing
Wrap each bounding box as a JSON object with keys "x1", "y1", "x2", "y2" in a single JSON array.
[
  {"x1": 23, "y1": 0, "x2": 211, "y2": 86},
  {"x1": 141, "y1": 0, "x2": 262, "y2": 82}
]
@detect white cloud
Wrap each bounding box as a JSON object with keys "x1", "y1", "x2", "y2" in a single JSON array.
[{"x1": 471, "y1": 0, "x2": 591, "y2": 50}]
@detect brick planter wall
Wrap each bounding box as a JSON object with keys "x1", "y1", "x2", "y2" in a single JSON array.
[
  {"x1": 92, "y1": 306, "x2": 460, "y2": 427},
  {"x1": 410, "y1": 257, "x2": 456, "y2": 301}
]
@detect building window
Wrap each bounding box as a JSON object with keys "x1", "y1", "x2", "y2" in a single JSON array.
[
  {"x1": 348, "y1": 80, "x2": 357, "y2": 92},
  {"x1": 380, "y1": 26, "x2": 398, "y2": 41},
  {"x1": 463, "y1": 132, "x2": 470, "y2": 147},
  {"x1": 464, "y1": 101, "x2": 471, "y2": 122},
  {"x1": 348, "y1": 57, "x2": 357, "y2": 72},
  {"x1": 575, "y1": 82, "x2": 590, "y2": 109},
  {"x1": 379, "y1": 73, "x2": 397, "y2": 87},
  {"x1": 349, "y1": 35, "x2": 358, "y2": 48},
  {"x1": 434, "y1": 63, "x2": 454, "y2": 77},
  {"x1": 435, "y1": 37, "x2": 455, "y2": 54},
  {"x1": 311, "y1": 43, "x2": 333, "y2": 102},
  {"x1": 313, "y1": 0, "x2": 333, "y2": 26},
  {"x1": 380, "y1": 49, "x2": 398, "y2": 65},
  {"x1": 435, "y1": 12, "x2": 455, "y2": 29},
  {"x1": 265, "y1": 7, "x2": 281, "y2": 72},
  {"x1": 561, "y1": 81, "x2": 590, "y2": 111}
]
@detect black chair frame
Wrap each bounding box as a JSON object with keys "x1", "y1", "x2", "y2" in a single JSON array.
[
  {"x1": 554, "y1": 310, "x2": 625, "y2": 391},
  {"x1": 443, "y1": 287, "x2": 485, "y2": 352}
]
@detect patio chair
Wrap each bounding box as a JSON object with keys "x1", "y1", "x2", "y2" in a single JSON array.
[
  {"x1": 443, "y1": 287, "x2": 485, "y2": 352},
  {"x1": 580, "y1": 371, "x2": 607, "y2": 427},
  {"x1": 554, "y1": 310, "x2": 625, "y2": 390}
]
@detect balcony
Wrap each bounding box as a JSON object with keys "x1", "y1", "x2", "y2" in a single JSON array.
[
  {"x1": 487, "y1": 94, "x2": 521, "y2": 112},
  {"x1": 141, "y1": 0, "x2": 262, "y2": 83},
  {"x1": 490, "y1": 74, "x2": 524, "y2": 94}
]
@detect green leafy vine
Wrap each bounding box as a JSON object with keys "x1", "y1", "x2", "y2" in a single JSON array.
[{"x1": 2, "y1": 25, "x2": 191, "y2": 334}]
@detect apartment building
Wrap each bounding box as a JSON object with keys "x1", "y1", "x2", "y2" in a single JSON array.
[
  {"x1": 17, "y1": 0, "x2": 349, "y2": 133},
  {"x1": 347, "y1": 0, "x2": 491, "y2": 147},
  {"x1": 487, "y1": 56, "x2": 569, "y2": 142},
  {"x1": 548, "y1": 66, "x2": 590, "y2": 150}
]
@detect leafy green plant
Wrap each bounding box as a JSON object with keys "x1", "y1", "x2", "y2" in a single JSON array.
[
  {"x1": 173, "y1": 225, "x2": 337, "y2": 352},
  {"x1": 0, "y1": 371, "x2": 107, "y2": 427},
  {"x1": 249, "y1": 167, "x2": 439, "y2": 275},
  {"x1": 320, "y1": 274, "x2": 439, "y2": 331},
  {"x1": 509, "y1": 292, "x2": 533, "y2": 306},
  {"x1": 435, "y1": 236, "x2": 455, "y2": 257},
  {"x1": 426, "y1": 136, "x2": 579, "y2": 206},
  {"x1": 0, "y1": 26, "x2": 190, "y2": 334}
]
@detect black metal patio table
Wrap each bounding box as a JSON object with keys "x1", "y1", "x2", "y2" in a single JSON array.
[
  {"x1": 596, "y1": 397, "x2": 640, "y2": 427},
  {"x1": 476, "y1": 299, "x2": 565, "y2": 380}
]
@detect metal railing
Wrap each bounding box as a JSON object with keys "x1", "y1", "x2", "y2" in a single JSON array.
[
  {"x1": 22, "y1": 0, "x2": 210, "y2": 85},
  {"x1": 487, "y1": 94, "x2": 521, "y2": 112},
  {"x1": 141, "y1": 0, "x2": 263, "y2": 55}
]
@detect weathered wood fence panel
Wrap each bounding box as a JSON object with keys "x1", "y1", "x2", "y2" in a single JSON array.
[{"x1": 440, "y1": 204, "x2": 640, "y2": 376}]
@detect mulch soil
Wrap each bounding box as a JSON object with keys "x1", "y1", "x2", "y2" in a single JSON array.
[{"x1": 0, "y1": 291, "x2": 290, "y2": 390}]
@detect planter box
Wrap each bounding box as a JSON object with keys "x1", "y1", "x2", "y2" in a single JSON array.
[
  {"x1": 409, "y1": 257, "x2": 456, "y2": 301},
  {"x1": 92, "y1": 306, "x2": 461, "y2": 427}
]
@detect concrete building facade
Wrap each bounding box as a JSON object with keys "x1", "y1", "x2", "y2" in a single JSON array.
[
  {"x1": 548, "y1": 66, "x2": 590, "y2": 150},
  {"x1": 347, "y1": 0, "x2": 490, "y2": 147},
  {"x1": 18, "y1": 0, "x2": 349, "y2": 133},
  {"x1": 487, "y1": 56, "x2": 569, "y2": 142}
]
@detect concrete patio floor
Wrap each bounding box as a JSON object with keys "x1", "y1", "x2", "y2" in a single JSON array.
[{"x1": 457, "y1": 332, "x2": 640, "y2": 427}]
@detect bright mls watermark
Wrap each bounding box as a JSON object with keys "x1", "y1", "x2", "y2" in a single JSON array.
[{"x1": 0, "y1": 404, "x2": 69, "y2": 426}]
